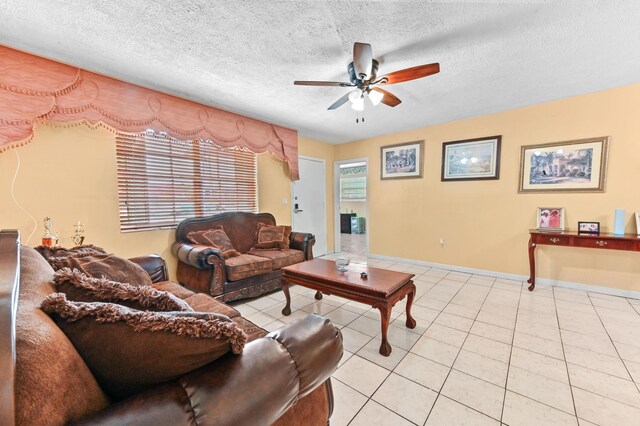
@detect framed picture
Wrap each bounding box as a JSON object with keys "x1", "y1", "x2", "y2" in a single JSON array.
[
  {"x1": 380, "y1": 140, "x2": 424, "y2": 180},
  {"x1": 635, "y1": 212, "x2": 640, "y2": 236},
  {"x1": 537, "y1": 207, "x2": 565, "y2": 231},
  {"x1": 441, "y1": 135, "x2": 501, "y2": 181},
  {"x1": 578, "y1": 221, "x2": 600, "y2": 235},
  {"x1": 519, "y1": 136, "x2": 609, "y2": 193}
]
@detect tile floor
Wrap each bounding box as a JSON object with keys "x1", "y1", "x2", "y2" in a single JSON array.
[
  {"x1": 231, "y1": 256, "x2": 640, "y2": 425},
  {"x1": 340, "y1": 233, "x2": 368, "y2": 259}
]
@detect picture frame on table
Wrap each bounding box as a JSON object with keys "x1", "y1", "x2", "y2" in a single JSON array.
[
  {"x1": 578, "y1": 221, "x2": 600, "y2": 235},
  {"x1": 441, "y1": 135, "x2": 501, "y2": 181},
  {"x1": 635, "y1": 212, "x2": 640, "y2": 235},
  {"x1": 380, "y1": 140, "x2": 424, "y2": 180},
  {"x1": 537, "y1": 207, "x2": 565, "y2": 231},
  {"x1": 519, "y1": 136, "x2": 609, "y2": 193}
]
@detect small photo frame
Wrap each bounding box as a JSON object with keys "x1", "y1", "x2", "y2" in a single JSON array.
[
  {"x1": 537, "y1": 207, "x2": 565, "y2": 231},
  {"x1": 578, "y1": 221, "x2": 600, "y2": 235},
  {"x1": 380, "y1": 140, "x2": 424, "y2": 180},
  {"x1": 441, "y1": 135, "x2": 501, "y2": 181},
  {"x1": 635, "y1": 212, "x2": 640, "y2": 236}
]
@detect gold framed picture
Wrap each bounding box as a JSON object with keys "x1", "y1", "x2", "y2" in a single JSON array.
[{"x1": 519, "y1": 136, "x2": 609, "y2": 193}]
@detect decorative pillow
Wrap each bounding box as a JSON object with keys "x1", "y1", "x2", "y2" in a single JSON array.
[
  {"x1": 187, "y1": 226, "x2": 240, "y2": 259},
  {"x1": 53, "y1": 268, "x2": 192, "y2": 312},
  {"x1": 254, "y1": 222, "x2": 292, "y2": 250},
  {"x1": 37, "y1": 245, "x2": 153, "y2": 286},
  {"x1": 41, "y1": 293, "x2": 248, "y2": 400}
]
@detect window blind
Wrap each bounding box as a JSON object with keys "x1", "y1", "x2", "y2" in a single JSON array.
[
  {"x1": 340, "y1": 176, "x2": 367, "y2": 201},
  {"x1": 116, "y1": 130, "x2": 257, "y2": 232}
]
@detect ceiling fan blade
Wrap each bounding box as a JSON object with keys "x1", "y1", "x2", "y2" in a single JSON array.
[
  {"x1": 371, "y1": 87, "x2": 402, "y2": 107},
  {"x1": 294, "y1": 80, "x2": 353, "y2": 87},
  {"x1": 353, "y1": 42, "x2": 373, "y2": 80},
  {"x1": 377, "y1": 63, "x2": 440, "y2": 85},
  {"x1": 327, "y1": 93, "x2": 351, "y2": 110}
]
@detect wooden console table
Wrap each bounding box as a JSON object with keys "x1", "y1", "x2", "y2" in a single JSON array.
[{"x1": 528, "y1": 230, "x2": 640, "y2": 291}]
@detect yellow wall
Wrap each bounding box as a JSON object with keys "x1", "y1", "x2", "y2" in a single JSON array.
[
  {"x1": 257, "y1": 154, "x2": 292, "y2": 225},
  {"x1": 3, "y1": 84, "x2": 640, "y2": 291},
  {"x1": 0, "y1": 124, "x2": 302, "y2": 279},
  {"x1": 340, "y1": 201, "x2": 367, "y2": 219},
  {"x1": 334, "y1": 84, "x2": 640, "y2": 291}
]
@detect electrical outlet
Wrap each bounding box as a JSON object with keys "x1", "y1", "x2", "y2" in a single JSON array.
[{"x1": 439, "y1": 238, "x2": 445, "y2": 248}]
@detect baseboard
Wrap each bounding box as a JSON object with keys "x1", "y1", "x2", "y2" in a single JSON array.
[{"x1": 366, "y1": 253, "x2": 640, "y2": 300}]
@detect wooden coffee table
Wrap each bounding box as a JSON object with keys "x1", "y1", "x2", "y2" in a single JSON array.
[{"x1": 281, "y1": 258, "x2": 417, "y2": 356}]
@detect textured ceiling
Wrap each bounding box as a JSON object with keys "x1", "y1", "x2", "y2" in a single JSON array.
[{"x1": 1, "y1": 1, "x2": 639, "y2": 143}]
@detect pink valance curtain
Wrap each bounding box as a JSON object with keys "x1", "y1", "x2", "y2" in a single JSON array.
[{"x1": 0, "y1": 45, "x2": 300, "y2": 179}]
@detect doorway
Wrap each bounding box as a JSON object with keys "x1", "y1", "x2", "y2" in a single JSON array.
[
  {"x1": 334, "y1": 159, "x2": 368, "y2": 260},
  {"x1": 291, "y1": 156, "x2": 327, "y2": 256}
]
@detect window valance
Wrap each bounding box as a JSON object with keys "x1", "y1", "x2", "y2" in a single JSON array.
[{"x1": 0, "y1": 45, "x2": 300, "y2": 179}]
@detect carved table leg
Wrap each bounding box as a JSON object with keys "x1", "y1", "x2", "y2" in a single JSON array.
[
  {"x1": 405, "y1": 283, "x2": 417, "y2": 329},
  {"x1": 282, "y1": 277, "x2": 292, "y2": 316},
  {"x1": 377, "y1": 304, "x2": 393, "y2": 356},
  {"x1": 315, "y1": 290, "x2": 323, "y2": 300},
  {"x1": 527, "y1": 236, "x2": 536, "y2": 291}
]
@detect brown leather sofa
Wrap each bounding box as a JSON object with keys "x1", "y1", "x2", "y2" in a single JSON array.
[
  {"x1": 0, "y1": 230, "x2": 341, "y2": 426},
  {"x1": 172, "y1": 212, "x2": 315, "y2": 302}
]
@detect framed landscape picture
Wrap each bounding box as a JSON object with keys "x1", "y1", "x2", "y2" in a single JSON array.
[
  {"x1": 380, "y1": 140, "x2": 424, "y2": 180},
  {"x1": 519, "y1": 136, "x2": 609, "y2": 193},
  {"x1": 441, "y1": 135, "x2": 501, "y2": 181}
]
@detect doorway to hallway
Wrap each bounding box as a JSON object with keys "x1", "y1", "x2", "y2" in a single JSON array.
[{"x1": 334, "y1": 159, "x2": 368, "y2": 261}]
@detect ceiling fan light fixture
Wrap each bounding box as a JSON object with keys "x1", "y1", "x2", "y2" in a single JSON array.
[
  {"x1": 368, "y1": 89, "x2": 383, "y2": 106},
  {"x1": 348, "y1": 89, "x2": 363, "y2": 104}
]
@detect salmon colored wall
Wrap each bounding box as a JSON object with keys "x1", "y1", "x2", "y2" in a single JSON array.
[
  {"x1": 0, "y1": 124, "x2": 298, "y2": 280},
  {"x1": 334, "y1": 84, "x2": 640, "y2": 291}
]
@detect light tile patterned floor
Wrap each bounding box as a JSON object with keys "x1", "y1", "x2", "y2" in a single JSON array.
[{"x1": 231, "y1": 256, "x2": 640, "y2": 425}]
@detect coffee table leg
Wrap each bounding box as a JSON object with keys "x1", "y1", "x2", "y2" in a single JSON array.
[
  {"x1": 315, "y1": 290, "x2": 323, "y2": 300},
  {"x1": 377, "y1": 304, "x2": 392, "y2": 356},
  {"x1": 405, "y1": 283, "x2": 417, "y2": 329},
  {"x1": 282, "y1": 278, "x2": 292, "y2": 316}
]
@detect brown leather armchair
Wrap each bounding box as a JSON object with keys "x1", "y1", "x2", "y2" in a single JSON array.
[
  {"x1": 1, "y1": 230, "x2": 341, "y2": 426},
  {"x1": 172, "y1": 212, "x2": 315, "y2": 302}
]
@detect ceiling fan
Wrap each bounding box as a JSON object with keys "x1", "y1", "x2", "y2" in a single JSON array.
[{"x1": 294, "y1": 42, "x2": 440, "y2": 111}]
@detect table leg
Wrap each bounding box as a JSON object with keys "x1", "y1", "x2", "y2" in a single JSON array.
[
  {"x1": 315, "y1": 290, "x2": 323, "y2": 300},
  {"x1": 282, "y1": 278, "x2": 292, "y2": 316},
  {"x1": 377, "y1": 304, "x2": 393, "y2": 356},
  {"x1": 405, "y1": 283, "x2": 417, "y2": 329},
  {"x1": 527, "y1": 236, "x2": 536, "y2": 291}
]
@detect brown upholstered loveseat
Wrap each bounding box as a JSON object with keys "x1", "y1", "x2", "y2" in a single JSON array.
[
  {"x1": 172, "y1": 212, "x2": 315, "y2": 302},
  {"x1": 0, "y1": 230, "x2": 341, "y2": 426}
]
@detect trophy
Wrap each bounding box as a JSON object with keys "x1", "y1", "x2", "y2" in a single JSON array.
[
  {"x1": 41, "y1": 217, "x2": 58, "y2": 247},
  {"x1": 71, "y1": 221, "x2": 85, "y2": 246}
]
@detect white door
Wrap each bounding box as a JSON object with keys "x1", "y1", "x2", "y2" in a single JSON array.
[{"x1": 292, "y1": 157, "x2": 327, "y2": 256}]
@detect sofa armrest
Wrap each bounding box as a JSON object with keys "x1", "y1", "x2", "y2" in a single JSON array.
[
  {"x1": 171, "y1": 242, "x2": 224, "y2": 270},
  {"x1": 73, "y1": 314, "x2": 343, "y2": 426},
  {"x1": 172, "y1": 242, "x2": 226, "y2": 296},
  {"x1": 290, "y1": 232, "x2": 316, "y2": 260},
  {"x1": 128, "y1": 254, "x2": 168, "y2": 283}
]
